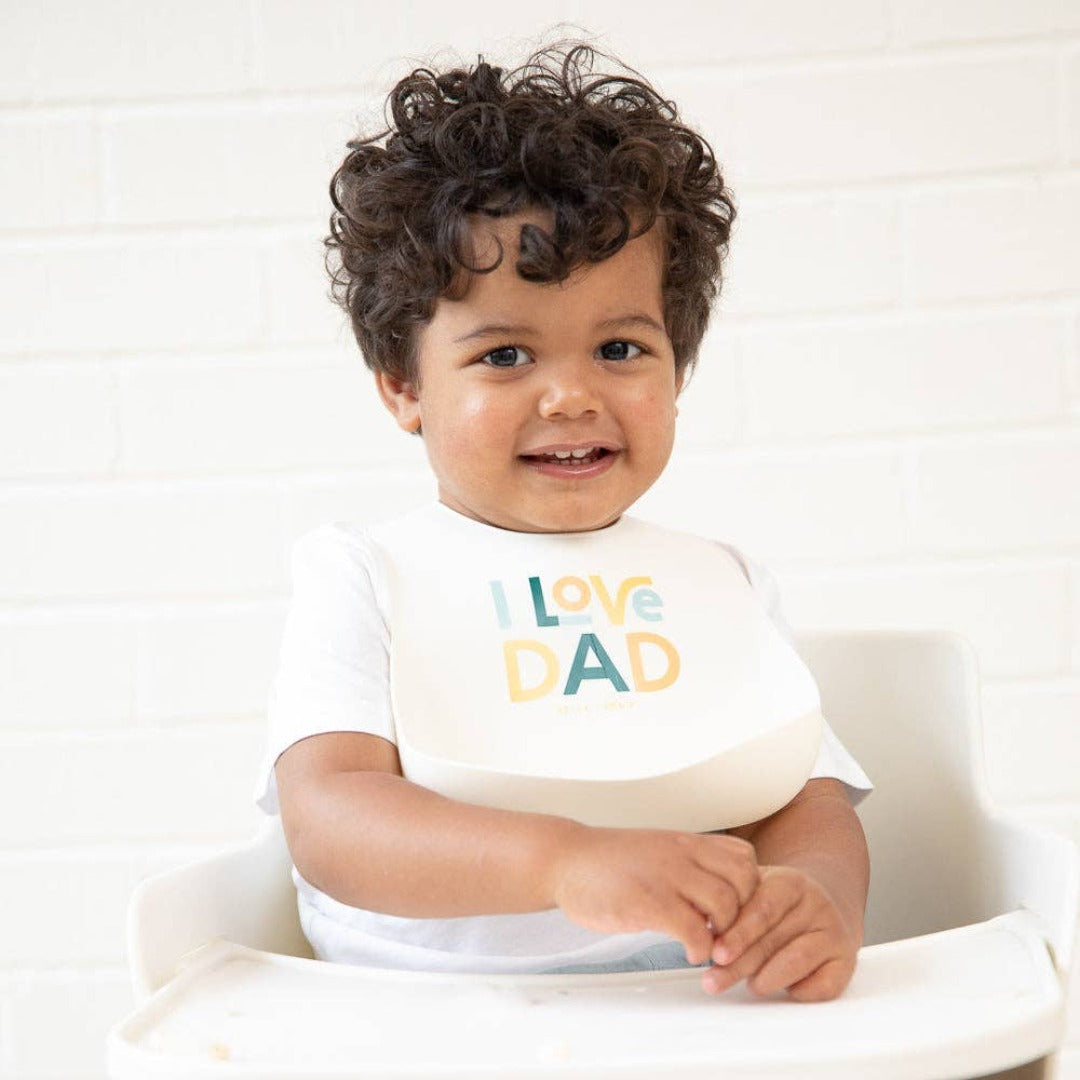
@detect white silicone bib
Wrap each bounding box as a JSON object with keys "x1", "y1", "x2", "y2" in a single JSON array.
[{"x1": 371, "y1": 506, "x2": 822, "y2": 832}]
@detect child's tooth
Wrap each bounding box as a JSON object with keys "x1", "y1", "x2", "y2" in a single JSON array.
[
  {"x1": 553, "y1": 450, "x2": 572, "y2": 459},
  {"x1": 570, "y1": 448, "x2": 591, "y2": 459}
]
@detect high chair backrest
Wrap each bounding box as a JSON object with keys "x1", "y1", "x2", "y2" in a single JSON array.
[
  {"x1": 802, "y1": 631, "x2": 1077, "y2": 966},
  {"x1": 796, "y1": 629, "x2": 992, "y2": 945}
]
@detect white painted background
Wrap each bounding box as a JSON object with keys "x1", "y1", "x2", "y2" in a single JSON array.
[{"x1": 1, "y1": 1, "x2": 1078, "y2": 1076}]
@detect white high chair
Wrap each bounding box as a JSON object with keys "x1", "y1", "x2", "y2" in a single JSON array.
[{"x1": 108, "y1": 631, "x2": 1078, "y2": 1079}]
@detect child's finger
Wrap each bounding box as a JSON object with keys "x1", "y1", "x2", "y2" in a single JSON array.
[
  {"x1": 702, "y1": 918, "x2": 804, "y2": 995},
  {"x1": 746, "y1": 931, "x2": 834, "y2": 998},
  {"x1": 786, "y1": 957, "x2": 855, "y2": 1003},
  {"x1": 679, "y1": 867, "x2": 743, "y2": 937},
  {"x1": 662, "y1": 898, "x2": 717, "y2": 966},
  {"x1": 710, "y1": 876, "x2": 802, "y2": 966},
  {"x1": 696, "y1": 836, "x2": 758, "y2": 906}
]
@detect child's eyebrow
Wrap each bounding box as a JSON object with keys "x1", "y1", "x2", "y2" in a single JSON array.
[
  {"x1": 453, "y1": 313, "x2": 665, "y2": 345},
  {"x1": 454, "y1": 323, "x2": 534, "y2": 344},
  {"x1": 596, "y1": 313, "x2": 667, "y2": 336}
]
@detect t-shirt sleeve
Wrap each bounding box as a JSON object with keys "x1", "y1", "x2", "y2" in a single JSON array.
[
  {"x1": 254, "y1": 524, "x2": 395, "y2": 815},
  {"x1": 715, "y1": 541, "x2": 873, "y2": 805}
]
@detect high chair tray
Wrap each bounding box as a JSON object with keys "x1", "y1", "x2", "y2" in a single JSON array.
[{"x1": 108, "y1": 910, "x2": 1064, "y2": 1080}]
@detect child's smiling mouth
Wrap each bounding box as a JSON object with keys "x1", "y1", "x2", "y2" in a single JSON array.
[{"x1": 518, "y1": 445, "x2": 619, "y2": 476}]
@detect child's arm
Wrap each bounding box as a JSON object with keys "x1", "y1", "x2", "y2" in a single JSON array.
[
  {"x1": 702, "y1": 778, "x2": 869, "y2": 1001},
  {"x1": 275, "y1": 730, "x2": 759, "y2": 966}
]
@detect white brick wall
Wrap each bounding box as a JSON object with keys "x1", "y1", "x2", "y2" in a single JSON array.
[
  {"x1": 0, "y1": 239, "x2": 264, "y2": 354},
  {"x1": 904, "y1": 179, "x2": 1080, "y2": 302},
  {"x1": 723, "y1": 193, "x2": 903, "y2": 315},
  {"x1": 1, "y1": 4, "x2": 1077, "y2": 1076}
]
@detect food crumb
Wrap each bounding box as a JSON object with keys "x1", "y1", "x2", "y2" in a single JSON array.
[{"x1": 209, "y1": 1042, "x2": 231, "y2": 1061}]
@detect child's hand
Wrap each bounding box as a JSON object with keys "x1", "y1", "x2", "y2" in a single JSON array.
[
  {"x1": 703, "y1": 865, "x2": 860, "y2": 1001},
  {"x1": 551, "y1": 827, "x2": 759, "y2": 965}
]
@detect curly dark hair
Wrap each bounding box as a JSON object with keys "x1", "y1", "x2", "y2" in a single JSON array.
[{"x1": 325, "y1": 42, "x2": 735, "y2": 382}]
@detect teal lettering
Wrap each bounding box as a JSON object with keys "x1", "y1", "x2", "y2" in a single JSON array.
[
  {"x1": 489, "y1": 580, "x2": 512, "y2": 630},
  {"x1": 632, "y1": 588, "x2": 664, "y2": 622},
  {"x1": 529, "y1": 577, "x2": 560, "y2": 627},
  {"x1": 563, "y1": 633, "x2": 630, "y2": 695}
]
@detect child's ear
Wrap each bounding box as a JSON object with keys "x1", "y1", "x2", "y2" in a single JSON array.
[{"x1": 375, "y1": 371, "x2": 421, "y2": 434}]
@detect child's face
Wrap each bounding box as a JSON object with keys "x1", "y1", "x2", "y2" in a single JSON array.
[{"x1": 376, "y1": 211, "x2": 682, "y2": 533}]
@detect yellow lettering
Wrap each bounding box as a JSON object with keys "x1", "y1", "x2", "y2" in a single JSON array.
[
  {"x1": 503, "y1": 639, "x2": 559, "y2": 702},
  {"x1": 552, "y1": 575, "x2": 590, "y2": 612},
  {"x1": 589, "y1": 575, "x2": 652, "y2": 626},
  {"x1": 626, "y1": 632, "x2": 680, "y2": 692}
]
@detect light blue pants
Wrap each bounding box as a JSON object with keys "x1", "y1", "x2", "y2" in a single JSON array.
[{"x1": 542, "y1": 940, "x2": 709, "y2": 975}]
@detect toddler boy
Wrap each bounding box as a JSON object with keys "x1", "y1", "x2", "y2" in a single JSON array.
[{"x1": 257, "y1": 42, "x2": 871, "y2": 1000}]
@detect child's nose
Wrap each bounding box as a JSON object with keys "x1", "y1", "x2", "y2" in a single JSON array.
[{"x1": 536, "y1": 362, "x2": 602, "y2": 420}]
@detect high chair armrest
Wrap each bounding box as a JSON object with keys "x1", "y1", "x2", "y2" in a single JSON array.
[
  {"x1": 980, "y1": 813, "x2": 1079, "y2": 973},
  {"x1": 128, "y1": 820, "x2": 309, "y2": 1002}
]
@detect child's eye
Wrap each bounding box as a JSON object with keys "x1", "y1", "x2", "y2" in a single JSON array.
[
  {"x1": 598, "y1": 340, "x2": 643, "y2": 361},
  {"x1": 480, "y1": 345, "x2": 531, "y2": 368}
]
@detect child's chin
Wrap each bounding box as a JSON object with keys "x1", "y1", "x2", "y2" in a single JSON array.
[{"x1": 522, "y1": 507, "x2": 623, "y2": 534}]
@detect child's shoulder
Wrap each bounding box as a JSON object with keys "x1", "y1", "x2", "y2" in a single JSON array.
[
  {"x1": 286, "y1": 518, "x2": 384, "y2": 584},
  {"x1": 291, "y1": 518, "x2": 371, "y2": 557},
  {"x1": 288, "y1": 505, "x2": 446, "y2": 575},
  {"x1": 292, "y1": 504, "x2": 435, "y2": 548}
]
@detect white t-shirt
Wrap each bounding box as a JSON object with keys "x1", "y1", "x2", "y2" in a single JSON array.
[{"x1": 255, "y1": 503, "x2": 872, "y2": 974}]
